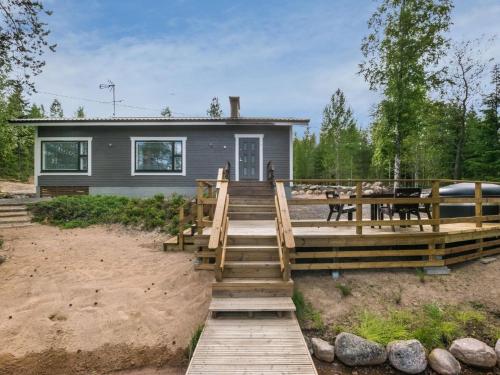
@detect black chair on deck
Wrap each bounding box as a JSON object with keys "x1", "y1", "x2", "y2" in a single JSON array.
[
  {"x1": 379, "y1": 187, "x2": 424, "y2": 232},
  {"x1": 326, "y1": 191, "x2": 356, "y2": 222}
]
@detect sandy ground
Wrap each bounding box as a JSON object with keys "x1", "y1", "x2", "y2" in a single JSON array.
[
  {"x1": 0, "y1": 224, "x2": 212, "y2": 375},
  {"x1": 0, "y1": 180, "x2": 36, "y2": 195},
  {"x1": 295, "y1": 260, "x2": 500, "y2": 334}
]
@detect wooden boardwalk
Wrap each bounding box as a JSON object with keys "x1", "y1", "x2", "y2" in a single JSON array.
[{"x1": 186, "y1": 315, "x2": 318, "y2": 375}]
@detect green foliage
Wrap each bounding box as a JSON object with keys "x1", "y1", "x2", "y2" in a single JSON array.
[
  {"x1": 292, "y1": 289, "x2": 324, "y2": 331},
  {"x1": 75, "y1": 106, "x2": 85, "y2": 118},
  {"x1": 415, "y1": 268, "x2": 426, "y2": 283},
  {"x1": 335, "y1": 283, "x2": 352, "y2": 297},
  {"x1": 360, "y1": 0, "x2": 453, "y2": 180},
  {"x1": 353, "y1": 303, "x2": 491, "y2": 350},
  {"x1": 207, "y1": 97, "x2": 223, "y2": 118},
  {"x1": 187, "y1": 324, "x2": 204, "y2": 359},
  {"x1": 294, "y1": 90, "x2": 373, "y2": 180},
  {"x1": 29, "y1": 194, "x2": 186, "y2": 233},
  {"x1": 161, "y1": 106, "x2": 172, "y2": 118},
  {"x1": 49, "y1": 99, "x2": 64, "y2": 118}
]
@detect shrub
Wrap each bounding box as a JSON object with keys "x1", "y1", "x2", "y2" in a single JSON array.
[
  {"x1": 355, "y1": 310, "x2": 410, "y2": 345},
  {"x1": 29, "y1": 194, "x2": 186, "y2": 234}
]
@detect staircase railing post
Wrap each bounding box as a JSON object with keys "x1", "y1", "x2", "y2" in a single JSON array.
[
  {"x1": 431, "y1": 180, "x2": 440, "y2": 233},
  {"x1": 196, "y1": 181, "x2": 204, "y2": 235},
  {"x1": 355, "y1": 181, "x2": 363, "y2": 235},
  {"x1": 475, "y1": 181, "x2": 482, "y2": 228}
]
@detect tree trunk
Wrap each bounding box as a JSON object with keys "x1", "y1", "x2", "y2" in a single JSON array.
[{"x1": 394, "y1": 127, "x2": 401, "y2": 187}]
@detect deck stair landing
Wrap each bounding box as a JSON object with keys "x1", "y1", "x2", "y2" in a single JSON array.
[
  {"x1": 209, "y1": 296, "x2": 296, "y2": 315},
  {"x1": 228, "y1": 181, "x2": 275, "y2": 220}
]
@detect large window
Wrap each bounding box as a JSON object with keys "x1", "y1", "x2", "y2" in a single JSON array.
[
  {"x1": 131, "y1": 137, "x2": 186, "y2": 175},
  {"x1": 41, "y1": 140, "x2": 89, "y2": 173}
]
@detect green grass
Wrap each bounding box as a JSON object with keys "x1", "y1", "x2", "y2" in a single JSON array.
[
  {"x1": 415, "y1": 268, "x2": 426, "y2": 283},
  {"x1": 28, "y1": 193, "x2": 187, "y2": 234},
  {"x1": 292, "y1": 289, "x2": 325, "y2": 331},
  {"x1": 187, "y1": 324, "x2": 204, "y2": 359},
  {"x1": 352, "y1": 303, "x2": 492, "y2": 350},
  {"x1": 335, "y1": 283, "x2": 352, "y2": 297}
]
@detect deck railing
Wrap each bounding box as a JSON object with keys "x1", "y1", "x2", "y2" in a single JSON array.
[{"x1": 277, "y1": 179, "x2": 500, "y2": 234}]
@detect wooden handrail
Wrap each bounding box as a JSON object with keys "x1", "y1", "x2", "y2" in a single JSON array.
[
  {"x1": 209, "y1": 181, "x2": 229, "y2": 249},
  {"x1": 275, "y1": 182, "x2": 295, "y2": 249}
]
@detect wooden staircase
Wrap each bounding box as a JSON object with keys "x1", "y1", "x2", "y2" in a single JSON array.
[
  {"x1": 187, "y1": 176, "x2": 317, "y2": 374},
  {"x1": 0, "y1": 203, "x2": 32, "y2": 228},
  {"x1": 228, "y1": 181, "x2": 275, "y2": 220}
]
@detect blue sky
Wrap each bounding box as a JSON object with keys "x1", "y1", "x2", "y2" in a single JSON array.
[{"x1": 31, "y1": 0, "x2": 499, "y2": 134}]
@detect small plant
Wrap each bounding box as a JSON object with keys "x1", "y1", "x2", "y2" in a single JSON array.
[
  {"x1": 335, "y1": 283, "x2": 352, "y2": 297},
  {"x1": 392, "y1": 284, "x2": 403, "y2": 305},
  {"x1": 355, "y1": 310, "x2": 410, "y2": 345},
  {"x1": 292, "y1": 289, "x2": 325, "y2": 331},
  {"x1": 187, "y1": 324, "x2": 204, "y2": 359},
  {"x1": 415, "y1": 268, "x2": 426, "y2": 283}
]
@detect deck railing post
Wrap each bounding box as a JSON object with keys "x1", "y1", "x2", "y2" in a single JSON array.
[
  {"x1": 356, "y1": 181, "x2": 363, "y2": 235},
  {"x1": 432, "y1": 180, "x2": 440, "y2": 232},
  {"x1": 475, "y1": 182, "x2": 482, "y2": 228},
  {"x1": 196, "y1": 181, "x2": 204, "y2": 235}
]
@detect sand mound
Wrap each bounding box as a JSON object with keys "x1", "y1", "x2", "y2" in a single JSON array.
[{"x1": 0, "y1": 224, "x2": 212, "y2": 374}]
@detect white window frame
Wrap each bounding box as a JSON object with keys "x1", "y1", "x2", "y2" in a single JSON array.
[
  {"x1": 36, "y1": 137, "x2": 92, "y2": 176},
  {"x1": 130, "y1": 137, "x2": 187, "y2": 176},
  {"x1": 234, "y1": 134, "x2": 264, "y2": 181}
]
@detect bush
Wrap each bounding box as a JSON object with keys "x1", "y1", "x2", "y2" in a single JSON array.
[{"x1": 29, "y1": 194, "x2": 187, "y2": 234}]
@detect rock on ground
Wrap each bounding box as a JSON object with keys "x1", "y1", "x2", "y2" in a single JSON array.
[
  {"x1": 311, "y1": 337, "x2": 334, "y2": 362},
  {"x1": 428, "y1": 348, "x2": 461, "y2": 375},
  {"x1": 387, "y1": 339, "x2": 427, "y2": 374},
  {"x1": 449, "y1": 338, "x2": 497, "y2": 368},
  {"x1": 334, "y1": 332, "x2": 387, "y2": 366},
  {"x1": 496, "y1": 339, "x2": 500, "y2": 367}
]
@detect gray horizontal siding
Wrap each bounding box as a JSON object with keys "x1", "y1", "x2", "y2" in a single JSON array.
[{"x1": 37, "y1": 125, "x2": 290, "y2": 188}]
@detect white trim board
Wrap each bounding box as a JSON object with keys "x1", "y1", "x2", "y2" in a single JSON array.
[
  {"x1": 234, "y1": 134, "x2": 264, "y2": 181},
  {"x1": 36, "y1": 137, "x2": 93, "y2": 177},
  {"x1": 130, "y1": 136, "x2": 187, "y2": 176}
]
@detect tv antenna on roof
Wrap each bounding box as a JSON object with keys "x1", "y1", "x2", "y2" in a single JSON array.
[{"x1": 99, "y1": 80, "x2": 122, "y2": 116}]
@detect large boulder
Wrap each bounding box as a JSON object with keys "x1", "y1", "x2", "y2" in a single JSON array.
[
  {"x1": 311, "y1": 337, "x2": 334, "y2": 362},
  {"x1": 334, "y1": 332, "x2": 387, "y2": 366},
  {"x1": 387, "y1": 340, "x2": 427, "y2": 374},
  {"x1": 449, "y1": 338, "x2": 497, "y2": 368},
  {"x1": 428, "y1": 348, "x2": 461, "y2": 375}
]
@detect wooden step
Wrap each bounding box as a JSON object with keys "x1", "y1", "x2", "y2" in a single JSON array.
[
  {"x1": 230, "y1": 197, "x2": 275, "y2": 205},
  {"x1": 0, "y1": 206, "x2": 28, "y2": 212},
  {"x1": 0, "y1": 217, "x2": 31, "y2": 225},
  {"x1": 0, "y1": 211, "x2": 28, "y2": 217},
  {"x1": 209, "y1": 297, "x2": 296, "y2": 313},
  {"x1": 228, "y1": 212, "x2": 275, "y2": 220},
  {"x1": 223, "y1": 261, "x2": 282, "y2": 278},
  {"x1": 225, "y1": 246, "x2": 279, "y2": 261},
  {"x1": 212, "y1": 278, "x2": 294, "y2": 298},
  {"x1": 228, "y1": 204, "x2": 275, "y2": 212},
  {"x1": 0, "y1": 222, "x2": 33, "y2": 229},
  {"x1": 227, "y1": 235, "x2": 277, "y2": 246}
]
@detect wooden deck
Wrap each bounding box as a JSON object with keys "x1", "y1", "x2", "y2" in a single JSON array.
[{"x1": 186, "y1": 315, "x2": 317, "y2": 375}]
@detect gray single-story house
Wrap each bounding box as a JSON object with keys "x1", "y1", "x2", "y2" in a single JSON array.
[{"x1": 10, "y1": 97, "x2": 309, "y2": 197}]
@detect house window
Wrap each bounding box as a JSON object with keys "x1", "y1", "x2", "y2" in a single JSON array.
[
  {"x1": 42, "y1": 141, "x2": 89, "y2": 172},
  {"x1": 131, "y1": 137, "x2": 186, "y2": 175}
]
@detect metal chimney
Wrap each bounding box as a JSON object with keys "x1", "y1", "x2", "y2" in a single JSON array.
[{"x1": 229, "y1": 96, "x2": 240, "y2": 118}]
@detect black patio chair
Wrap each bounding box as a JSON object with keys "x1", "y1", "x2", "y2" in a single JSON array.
[
  {"x1": 326, "y1": 191, "x2": 356, "y2": 222},
  {"x1": 379, "y1": 187, "x2": 424, "y2": 232}
]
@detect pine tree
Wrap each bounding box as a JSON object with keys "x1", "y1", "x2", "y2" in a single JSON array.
[
  {"x1": 75, "y1": 106, "x2": 85, "y2": 118},
  {"x1": 161, "y1": 106, "x2": 172, "y2": 117},
  {"x1": 49, "y1": 99, "x2": 64, "y2": 118},
  {"x1": 207, "y1": 97, "x2": 223, "y2": 118}
]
